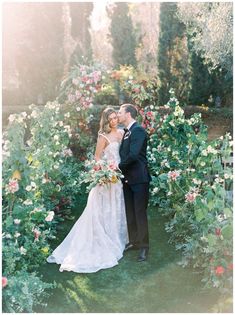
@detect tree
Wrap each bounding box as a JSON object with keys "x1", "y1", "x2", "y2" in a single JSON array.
[
  {"x1": 129, "y1": 2, "x2": 160, "y2": 75},
  {"x1": 109, "y1": 3, "x2": 137, "y2": 68},
  {"x1": 157, "y1": 3, "x2": 190, "y2": 105},
  {"x1": 177, "y1": 2, "x2": 233, "y2": 77},
  {"x1": 3, "y1": 3, "x2": 65, "y2": 105},
  {"x1": 69, "y1": 2, "x2": 93, "y2": 66},
  {"x1": 178, "y1": 2, "x2": 233, "y2": 106}
]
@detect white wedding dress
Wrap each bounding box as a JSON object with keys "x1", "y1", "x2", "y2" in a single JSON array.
[{"x1": 47, "y1": 140, "x2": 128, "y2": 273}]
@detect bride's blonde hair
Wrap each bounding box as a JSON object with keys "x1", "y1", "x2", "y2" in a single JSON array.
[{"x1": 98, "y1": 107, "x2": 117, "y2": 134}]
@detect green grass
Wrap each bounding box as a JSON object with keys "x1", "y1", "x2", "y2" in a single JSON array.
[{"x1": 36, "y1": 207, "x2": 225, "y2": 313}]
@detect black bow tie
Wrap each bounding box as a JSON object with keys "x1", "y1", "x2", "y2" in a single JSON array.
[{"x1": 124, "y1": 128, "x2": 129, "y2": 133}]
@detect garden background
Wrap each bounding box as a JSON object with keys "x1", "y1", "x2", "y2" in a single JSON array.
[{"x1": 2, "y1": 1, "x2": 233, "y2": 313}]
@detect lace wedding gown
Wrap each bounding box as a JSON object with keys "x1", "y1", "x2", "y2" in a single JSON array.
[{"x1": 47, "y1": 141, "x2": 128, "y2": 273}]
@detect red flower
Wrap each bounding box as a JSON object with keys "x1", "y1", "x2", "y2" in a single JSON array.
[
  {"x1": 2, "y1": 277, "x2": 8, "y2": 288},
  {"x1": 93, "y1": 164, "x2": 102, "y2": 171},
  {"x1": 146, "y1": 111, "x2": 153, "y2": 117},
  {"x1": 215, "y1": 228, "x2": 221, "y2": 236},
  {"x1": 215, "y1": 266, "x2": 225, "y2": 275}
]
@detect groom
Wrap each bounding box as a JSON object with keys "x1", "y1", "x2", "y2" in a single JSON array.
[{"x1": 118, "y1": 104, "x2": 151, "y2": 262}]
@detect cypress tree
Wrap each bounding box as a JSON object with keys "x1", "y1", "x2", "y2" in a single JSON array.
[
  {"x1": 157, "y1": 3, "x2": 187, "y2": 105},
  {"x1": 69, "y1": 2, "x2": 93, "y2": 66},
  {"x1": 109, "y1": 3, "x2": 137, "y2": 67}
]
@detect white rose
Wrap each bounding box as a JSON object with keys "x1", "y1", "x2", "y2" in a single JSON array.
[
  {"x1": 54, "y1": 135, "x2": 59, "y2": 141},
  {"x1": 23, "y1": 199, "x2": 33, "y2": 205},
  {"x1": 14, "y1": 219, "x2": 21, "y2": 225},
  {"x1": 20, "y1": 246, "x2": 27, "y2": 255},
  {"x1": 45, "y1": 211, "x2": 55, "y2": 222},
  {"x1": 25, "y1": 185, "x2": 32, "y2": 191}
]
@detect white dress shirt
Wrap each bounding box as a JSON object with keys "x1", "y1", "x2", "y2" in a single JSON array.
[{"x1": 126, "y1": 120, "x2": 136, "y2": 130}]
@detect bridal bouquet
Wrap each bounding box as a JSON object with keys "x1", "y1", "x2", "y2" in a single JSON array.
[{"x1": 80, "y1": 159, "x2": 124, "y2": 191}]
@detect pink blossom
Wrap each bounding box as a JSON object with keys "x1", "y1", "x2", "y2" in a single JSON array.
[
  {"x1": 133, "y1": 88, "x2": 140, "y2": 93},
  {"x1": 33, "y1": 228, "x2": 41, "y2": 241},
  {"x1": 2, "y1": 277, "x2": 8, "y2": 288},
  {"x1": 92, "y1": 71, "x2": 101, "y2": 83},
  {"x1": 75, "y1": 90, "x2": 82, "y2": 99},
  {"x1": 62, "y1": 148, "x2": 73, "y2": 157},
  {"x1": 185, "y1": 192, "x2": 197, "y2": 203},
  {"x1": 215, "y1": 266, "x2": 225, "y2": 275},
  {"x1": 141, "y1": 123, "x2": 146, "y2": 128},
  {"x1": 81, "y1": 76, "x2": 89, "y2": 83},
  {"x1": 93, "y1": 164, "x2": 102, "y2": 171},
  {"x1": 86, "y1": 78, "x2": 93, "y2": 85},
  {"x1": 146, "y1": 111, "x2": 153, "y2": 117},
  {"x1": 168, "y1": 171, "x2": 180, "y2": 181},
  {"x1": 215, "y1": 228, "x2": 221, "y2": 236},
  {"x1": 6, "y1": 179, "x2": 19, "y2": 194},
  {"x1": 109, "y1": 162, "x2": 117, "y2": 170}
]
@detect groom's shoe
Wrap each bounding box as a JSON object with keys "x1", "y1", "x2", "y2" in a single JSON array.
[
  {"x1": 137, "y1": 248, "x2": 149, "y2": 262},
  {"x1": 124, "y1": 243, "x2": 139, "y2": 252}
]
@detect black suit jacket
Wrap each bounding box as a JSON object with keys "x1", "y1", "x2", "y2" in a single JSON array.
[{"x1": 119, "y1": 122, "x2": 151, "y2": 185}]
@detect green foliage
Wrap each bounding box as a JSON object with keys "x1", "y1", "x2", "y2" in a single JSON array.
[
  {"x1": 177, "y1": 2, "x2": 233, "y2": 77},
  {"x1": 147, "y1": 90, "x2": 233, "y2": 291},
  {"x1": 157, "y1": 3, "x2": 190, "y2": 105},
  {"x1": 110, "y1": 65, "x2": 158, "y2": 107},
  {"x1": 109, "y1": 3, "x2": 137, "y2": 67},
  {"x1": 2, "y1": 270, "x2": 55, "y2": 313},
  {"x1": 2, "y1": 100, "x2": 85, "y2": 312},
  {"x1": 177, "y1": 2, "x2": 233, "y2": 106}
]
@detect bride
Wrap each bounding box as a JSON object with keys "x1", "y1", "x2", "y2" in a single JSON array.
[{"x1": 47, "y1": 107, "x2": 128, "y2": 273}]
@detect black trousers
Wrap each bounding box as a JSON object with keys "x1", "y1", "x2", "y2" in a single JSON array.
[{"x1": 123, "y1": 182, "x2": 149, "y2": 249}]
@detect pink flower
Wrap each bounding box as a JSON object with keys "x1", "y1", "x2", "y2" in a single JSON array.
[
  {"x1": 215, "y1": 266, "x2": 225, "y2": 275},
  {"x1": 141, "y1": 123, "x2": 146, "y2": 128},
  {"x1": 81, "y1": 76, "x2": 89, "y2": 83},
  {"x1": 109, "y1": 162, "x2": 117, "y2": 170},
  {"x1": 93, "y1": 164, "x2": 102, "y2": 171},
  {"x1": 215, "y1": 228, "x2": 221, "y2": 236},
  {"x1": 168, "y1": 171, "x2": 180, "y2": 181},
  {"x1": 33, "y1": 228, "x2": 41, "y2": 241},
  {"x1": 62, "y1": 148, "x2": 73, "y2": 157},
  {"x1": 146, "y1": 111, "x2": 153, "y2": 117},
  {"x1": 185, "y1": 192, "x2": 197, "y2": 203},
  {"x1": 92, "y1": 71, "x2": 101, "y2": 83},
  {"x1": 133, "y1": 88, "x2": 140, "y2": 93},
  {"x1": 6, "y1": 179, "x2": 19, "y2": 194},
  {"x1": 75, "y1": 90, "x2": 82, "y2": 99},
  {"x1": 2, "y1": 277, "x2": 8, "y2": 288}
]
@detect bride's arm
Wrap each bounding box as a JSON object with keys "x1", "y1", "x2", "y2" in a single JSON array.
[{"x1": 94, "y1": 135, "x2": 107, "y2": 161}]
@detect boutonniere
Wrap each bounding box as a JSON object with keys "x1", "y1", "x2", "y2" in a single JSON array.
[{"x1": 124, "y1": 130, "x2": 131, "y2": 140}]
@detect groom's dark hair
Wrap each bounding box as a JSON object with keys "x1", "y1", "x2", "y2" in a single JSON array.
[{"x1": 121, "y1": 104, "x2": 137, "y2": 119}]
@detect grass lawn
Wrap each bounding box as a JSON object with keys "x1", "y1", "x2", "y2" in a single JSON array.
[{"x1": 36, "y1": 205, "x2": 225, "y2": 313}]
